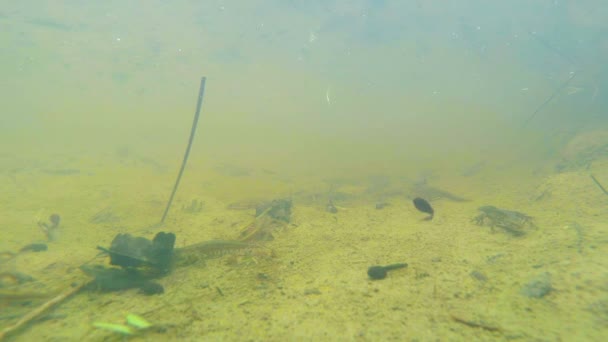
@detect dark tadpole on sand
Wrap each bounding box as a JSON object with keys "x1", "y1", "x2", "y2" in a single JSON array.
[{"x1": 413, "y1": 197, "x2": 434, "y2": 220}]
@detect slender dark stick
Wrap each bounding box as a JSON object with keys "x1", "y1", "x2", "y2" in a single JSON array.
[
  {"x1": 522, "y1": 72, "x2": 576, "y2": 127},
  {"x1": 160, "y1": 77, "x2": 207, "y2": 224},
  {"x1": 0, "y1": 281, "x2": 87, "y2": 340},
  {"x1": 590, "y1": 174, "x2": 608, "y2": 197},
  {"x1": 528, "y1": 31, "x2": 576, "y2": 65}
]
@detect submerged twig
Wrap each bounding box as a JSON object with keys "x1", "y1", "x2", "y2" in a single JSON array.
[
  {"x1": 523, "y1": 72, "x2": 577, "y2": 127},
  {"x1": 590, "y1": 174, "x2": 608, "y2": 197},
  {"x1": 450, "y1": 314, "x2": 501, "y2": 332},
  {"x1": 528, "y1": 31, "x2": 577, "y2": 65},
  {"x1": 0, "y1": 282, "x2": 87, "y2": 340},
  {"x1": 568, "y1": 221, "x2": 585, "y2": 254},
  {"x1": 160, "y1": 76, "x2": 207, "y2": 224}
]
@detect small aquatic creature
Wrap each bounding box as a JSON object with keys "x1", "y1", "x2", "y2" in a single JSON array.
[
  {"x1": 367, "y1": 263, "x2": 408, "y2": 280},
  {"x1": 473, "y1": 205, "x2": 535, "y2": 236},
  {"x1": 413, "y1": 197, "x2": 434, "y2": 220},
  {"x1": 37, "y1": 214, "x2": 60, "y2": 241},
  {"x1": 255, "y1": 198, "x2": 292, "y2": 222}
]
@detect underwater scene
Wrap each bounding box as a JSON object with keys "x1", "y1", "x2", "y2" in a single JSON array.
[{"x1": 1, "y1": 1, "x2": 608, "y2": 341}]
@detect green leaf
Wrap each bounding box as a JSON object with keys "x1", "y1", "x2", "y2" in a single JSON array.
[
  {"x1": 126, "y1": 314, "x2": 153, "y2": 329},
  {"x1": 93, "y1": 322, "x2": 134, "y2": 335}
]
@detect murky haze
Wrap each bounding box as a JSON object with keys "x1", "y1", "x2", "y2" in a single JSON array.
[{"x1": 3, "y1": 1, "x2": 605, "y2": 182}]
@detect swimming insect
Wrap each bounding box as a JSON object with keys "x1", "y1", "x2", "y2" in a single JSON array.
[
  {"x1": 413, "y1": 197, "x2": 434, "y2": 220},
  {"x1": 367, "y1": 263, "x2": 408, "y2": 280}
]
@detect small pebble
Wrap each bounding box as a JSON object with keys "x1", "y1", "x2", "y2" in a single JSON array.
[
  {"x1": 521, "y1": 273, "x2": 552, "y2": 298},
  {"x1": 139, "y1": 281, "x2": 164, "y2": 295},
  {"x1": 19, "y1": 243, "x2": 48, "y2": 253},
  {"x1": 375, "y1": 202, "x2": 389, "y2": 210},
  {"x1": 470, "y1": 270, "x2": 488, "y2": 282},
  {"x1": 304, "y1": 288, "x2": 321, "y2": 295}
]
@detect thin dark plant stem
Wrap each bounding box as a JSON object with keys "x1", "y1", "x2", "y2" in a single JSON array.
[
  {"x1": 590, "y1": 174, "x2": 608, "y2": 197},
  {"x1": 523, "y1": 72, "x2": 576, "y2": 127},
  {"x1": 161, "y1": 77, "x2": 207, "y2": 224}
]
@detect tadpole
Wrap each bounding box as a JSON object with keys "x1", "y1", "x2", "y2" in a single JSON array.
[
  {"x1": 367, "y1": 263, "x2": 408, "y2": 280},
  {"x1": 413, "y1": 197, "x2": 434, "y2": 220}
]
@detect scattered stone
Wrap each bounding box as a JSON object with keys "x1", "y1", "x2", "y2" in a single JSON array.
[
  {"x1": 521, "y1": 273, "x2": 552, "y2": 298},
  {"x1": 375, "y1": 202, "x2": 389, "y2": 210},
  {"x1": 470, "y1": 270, "x2": 488, "y2": 282},
  {"x1": 304, "y1": 288, "x2": 321, "y2": 296}
]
